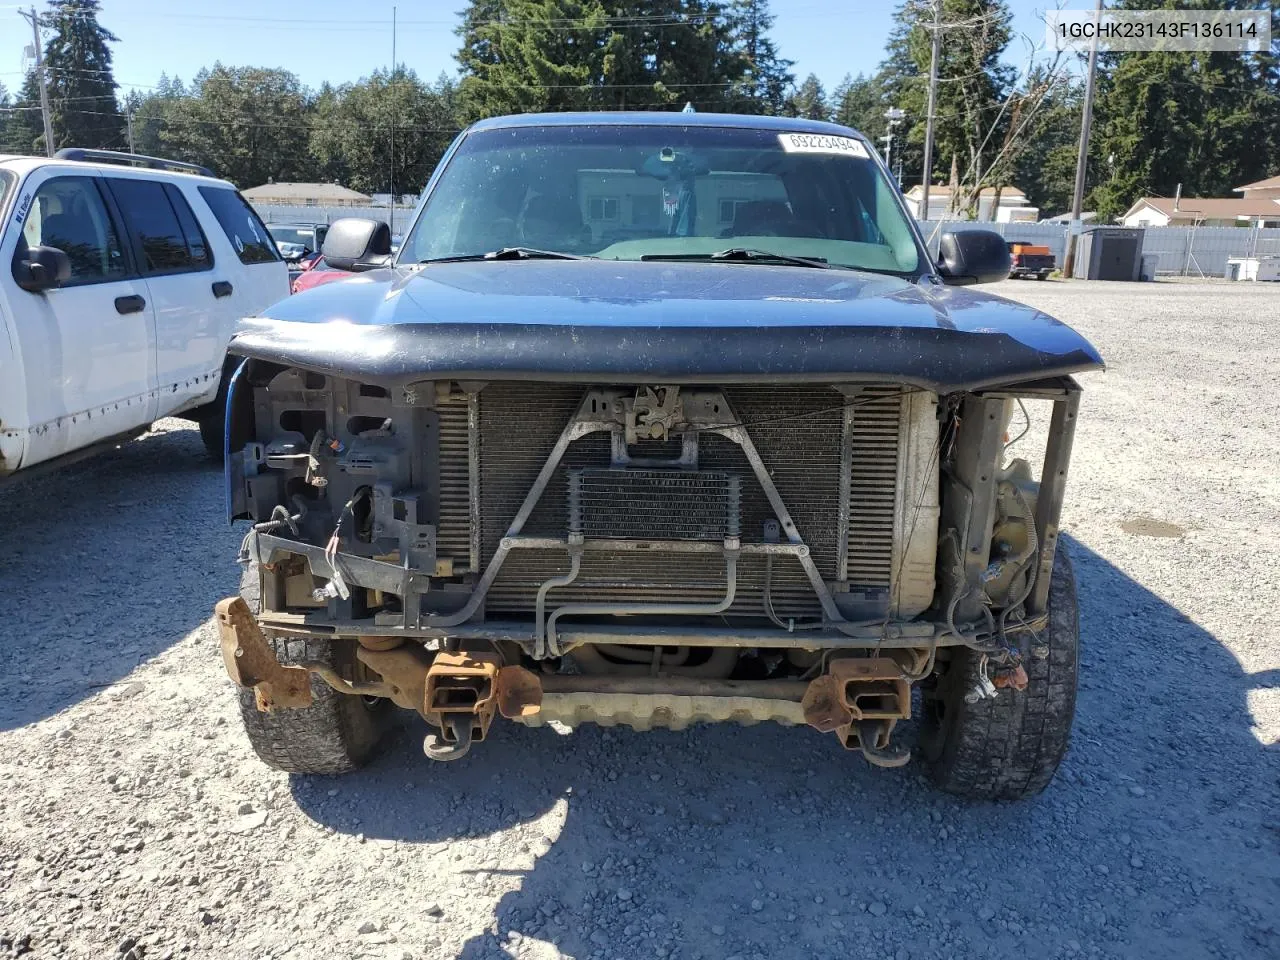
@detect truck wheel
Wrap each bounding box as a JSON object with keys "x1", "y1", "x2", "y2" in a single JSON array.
[
  {"x1": 196, "y1": 357, "x2": 238, "y2": 463},
  {"x1": 919, "y1": 548, "x2": 1079, "y2": 799},
  {"x1": 197, "y1": 406, "x2": 226, "y2": 463},
  {"x1": 235, "y1": 564, "x2": 391, "y2": 774}
]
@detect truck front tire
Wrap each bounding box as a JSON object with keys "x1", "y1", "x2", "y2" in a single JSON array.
[
  {"x1": 234, "y1": 565, "x2": 391, "y2": 775},
  {"x1": 197, "y1": 406, "x2": 226, "y2": 463},
  {"x1": 920, "y1": 548, "x2": 1079, "y2": 800}
]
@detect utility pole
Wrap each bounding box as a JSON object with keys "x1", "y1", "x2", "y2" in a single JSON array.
[
  {"x1": 389, "y1": 4, "x2": 397, "y2": 237},
  {"x1": 918, "y1": 0, "x2": 942, "y2": 220},
  {"x1": 20, "y1": 6, "x2": 55, "y2": 157},
  {"x1": 882, "y1": 107, "x2": 905, "y2": 187},
  {"x1": 126, "y1": 108, "x2": 136, "y2": 153},
  {"x1": 1062, "y1": 0, "x2": 1103, "y2": 279}
]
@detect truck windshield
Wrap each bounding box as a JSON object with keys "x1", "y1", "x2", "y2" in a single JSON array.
[{"x1": 401, "y1": 124, "x2": 921, "y2": 275}]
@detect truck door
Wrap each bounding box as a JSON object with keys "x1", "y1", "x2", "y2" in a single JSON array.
[
  {"x1": 5, "y1": 171, "x2": 155, "y2": 469},
  {"x1": 195, "y1": 185, "x2": 288, "y2": 318},
  {"x1": 105, "y1": 175, "x2": 225, "y2": 415}
]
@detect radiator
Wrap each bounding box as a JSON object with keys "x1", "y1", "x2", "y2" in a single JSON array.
[{"x1": 435, "y1": 382, "x2": 936, "y2": 622}]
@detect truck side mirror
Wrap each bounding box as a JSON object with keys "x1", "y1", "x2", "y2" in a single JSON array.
[
  {"x1": 937, "y1": 229, "x2": 1011, "y2": 285},
  {"x1": 13, "y1": 245, "x2": 72, "y2": 293},
  {"x1": 320, "y1": 218, "x2": 392, "y2": 273}
]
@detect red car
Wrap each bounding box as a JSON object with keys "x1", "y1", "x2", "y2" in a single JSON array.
[{"x1": 290, "y1": 257, "x2": 348, "y2": 294}]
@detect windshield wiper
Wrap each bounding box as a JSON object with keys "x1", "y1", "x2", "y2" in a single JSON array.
[
  {"x1": 640, "y1": 247, "x2": 830, "y2": 269},
  {"x1": 419, "y1": 247, "x2": 589, "y2": 264}
]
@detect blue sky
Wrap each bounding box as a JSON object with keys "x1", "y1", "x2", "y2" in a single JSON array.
[{"x1": 2, "y1": 0, "x2": 1060, "y2": 100}]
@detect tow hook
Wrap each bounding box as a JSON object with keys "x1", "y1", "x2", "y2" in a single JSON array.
[
  {"x1": 424, "y1": 714, "x2": 475, "y2": 761},
  {"x1": 421, "y1": 651, "x2": 501, "y2": 762},
  {"x1": 854, "y1": 719, "x2": 911, "y2": 768}
]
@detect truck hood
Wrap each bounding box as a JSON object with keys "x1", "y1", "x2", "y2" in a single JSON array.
[{"x1": 230, "y1": 260, "x2": 1103, "y2": 393}]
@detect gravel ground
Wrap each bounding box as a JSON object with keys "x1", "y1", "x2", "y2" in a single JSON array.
[{"x1": 1, "y1": 279, "x2": 1277, "y2": 960}]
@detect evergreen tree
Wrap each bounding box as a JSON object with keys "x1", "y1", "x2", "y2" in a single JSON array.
[
  {"x1": 455, "y1": 0, "x2": 777, "y2": 115},
  {"x1": 784, "y1": 73, "x2": 828, "y2": 120},
  {"x1": 726, "y1": 0, "x2": 793, "y2": 114},
  {"x1": 153, "y1": 65, "x2": 314, "y2": 186},
  {"x1": 1089, "y1": 46, "x2": 1277, "y2": 220},
  {"x1": 832, "y1": 73, "x2": 887, "y2": 133},
  {"x1": 128, "y1": 74, "x2": 185, "y2": 159},
  {"x1": 6, "y1": 73, "x2": 46, "y2": 155},
  {"x1": 0, "y1": 81, "x2": 12, "y2": 152},
  {"x1": 309, "y1": 70, "x2": 462, "y2": 195},
  {"x1": 456, "y1": 0, "x2": 608, "y2": 118},
  {"x1": 40, "y1": 0, "x2": 124, "y2": 150},
  {"x1": 604, "y1": 0, "x2": 743, "y2": 110}
]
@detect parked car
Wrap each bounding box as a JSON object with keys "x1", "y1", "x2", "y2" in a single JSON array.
[
  {"x1": 1007, "y1": 241, "x2": 1055, "y2": 280},
  {"x1": 267, "y1": 221, "x2": 328, "y2": 280},
  {"x1": 217, "y1": 113, "x2": 1102, "y2": 800},
  {"x1": 0, "y1": 148, "x2": 289, "y2": 478},
  {"x1": 290, "y1": 256, "x2": 348, "y2": 294}
]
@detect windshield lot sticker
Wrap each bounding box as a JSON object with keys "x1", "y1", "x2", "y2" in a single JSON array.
[{"x1": 778, "y1": 133, "x2": 869, "y2": 158}]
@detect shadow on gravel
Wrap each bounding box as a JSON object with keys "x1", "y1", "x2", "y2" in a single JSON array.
[
  {"x1": 0, "y1": 426, "x2": 235, "y2": 731},
  {"x1": 292, "y1": 536, "x2": 1279, "y2": 959}
]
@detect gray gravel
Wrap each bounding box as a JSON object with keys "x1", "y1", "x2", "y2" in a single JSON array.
[{"x1": 1, "y1": 279, "x2": 1278, "y2": 960}]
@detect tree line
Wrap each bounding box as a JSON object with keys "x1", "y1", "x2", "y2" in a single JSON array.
[{"x1": 2, "y1": 0, "x2": 1278, "y2": 221}]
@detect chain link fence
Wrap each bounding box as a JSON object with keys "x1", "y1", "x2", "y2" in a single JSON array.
[
  {"x1": 248, "y1": 202, "x2": 1280, "y2": 279},
  {"x1": 915, "y1": 219, "x2": 1280, "y2": 278},
  {"x1": 252, "y1": 203, "x2": 419, "y2": 237}
]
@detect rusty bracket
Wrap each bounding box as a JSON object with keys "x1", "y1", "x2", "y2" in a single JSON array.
[
  {"x1": 496, "y1": 665, "x2": 544, "y2": 719},
  {"x1": 801, "y1": 658, "x2": 911, "y2": 732},
  {"x1": 356, "y1": 644, "x2": 434, "y2": 714},
  {"x1": 214, "y1": 597, "x2": 313, "y2": 713},
  {"x1": 992, "y1": 661, "x2": 1029, "y2": 691},
  {"x1": 801, "y1": 657, "x2": 912, "y2": 764},
  {"x1": 423, "y1": 651, "x2": 502, "y2": 743}
]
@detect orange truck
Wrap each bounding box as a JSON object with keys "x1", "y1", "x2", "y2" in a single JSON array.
[{"x1": 1007, "y1": 242, "x2": 1055, "y2": 280}]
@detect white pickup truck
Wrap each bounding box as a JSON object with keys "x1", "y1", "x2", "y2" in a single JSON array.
[{"x1": 0, "y1": 149, "x2": 289, "y2": 478}]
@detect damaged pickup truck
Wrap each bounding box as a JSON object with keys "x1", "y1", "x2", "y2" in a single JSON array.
[{"x1": 217, "y1": 112, "x2": 1102, "y2": 799}]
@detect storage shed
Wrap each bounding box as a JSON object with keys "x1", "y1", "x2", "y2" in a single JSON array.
[{"x1": 1072, "y1": 227, "x2": 1145, "y2": 281}]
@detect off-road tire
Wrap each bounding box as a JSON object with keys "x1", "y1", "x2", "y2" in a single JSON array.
[
  {"x1": 920, "y1": 548, "x2": 1079, "y2": 800},
  {"x1": 196, "y1": 357, "x2": 237, "y2": 463},
  {"x1": 197, "y1": 407, "x2": 225, "y2": 463},
  {"x1": 235, "y1": 564, "x2": 390, "y2": 774}
]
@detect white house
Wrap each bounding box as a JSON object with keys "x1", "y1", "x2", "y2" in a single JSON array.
[
  {"x1": 1119, "y1": 195, "x2": 1280, "y2": 228},
  {"x1": 1234, "y1": 175, "x2": 1280, "y2": 204},
  {"x1": 902, "y1": 184, "x2": 1032, "y2": 221},
  {"x1": 242, "y1": 181, "x2": 373, "y2": 207},
  {"x1": 1040, "y1": 212, "x2": 1097, "y2": 225}
]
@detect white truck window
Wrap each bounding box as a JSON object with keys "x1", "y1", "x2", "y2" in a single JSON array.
[
  {"x1": 197, "y1": 186, "x2": 281, "y2": 265},
  {"x1": 20, "y1": 176, "x2": 128, "y2": 284},
  {"x1": 108, "y1": 178, "x2": 211, "y2": 274}
]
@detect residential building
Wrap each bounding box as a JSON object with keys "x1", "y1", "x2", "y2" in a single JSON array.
[
  {"x1": 1233, "y1": 175, "x2": 1280, "y2": 204},
  {"x1": 1120, "y1": 195, "x2": 1280, "y2": 228},
  {"x1": 241, "y1": 181, "x2": 372, "y2": 207},
  {"x1": 902, "y1": 184, "x2": 1031, "y2": 221},
  {"x1": 1040, "y1": 212, "x2": 1097, "y2": 225}
]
